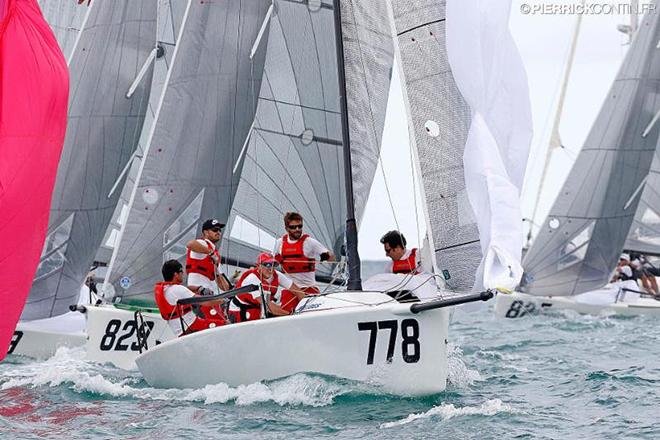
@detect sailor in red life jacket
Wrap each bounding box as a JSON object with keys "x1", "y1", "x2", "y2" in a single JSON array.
[
  {"x1": 273, "y1": 212, "x2": 334, "y2": 312},
  {"x1": 154, "y1": 260, "x2": 227, "y2": 336},
  {"x1": 186, "y1": 218, "x2": 231, "y2": 294},
  {"x1": 380, "y1": 230, "x2": 421, "y2": 275},
  {"x1": 229, "y1": 253, "x2": 307, "y2": 323}
]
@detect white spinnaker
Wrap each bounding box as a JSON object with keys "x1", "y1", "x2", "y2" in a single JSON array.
[{"x1": 446, "y1": 0, "x2": 533, "y2": 291}]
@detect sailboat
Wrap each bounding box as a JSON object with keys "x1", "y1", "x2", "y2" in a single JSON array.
[
  {"x1": 134, "y1": 0, "x2": 531, "y2": 395},
  {"x1": 495, "y1": 3, "x2": 660, "y2": 318},
  {"x1": 0, "y1": 0, "x2": 69, "y2": 359},
  {"x1": 7, "y1": 0, "x2": 157, "y2": 358}
]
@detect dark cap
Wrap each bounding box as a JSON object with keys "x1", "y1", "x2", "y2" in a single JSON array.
[{"x1": 202, "y1": 218, "x2": 225, "y2": 231}]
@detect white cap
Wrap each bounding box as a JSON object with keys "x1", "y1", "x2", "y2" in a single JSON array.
[{"x1": 620, "y1": 253, "x2": 630, "y2": 261}]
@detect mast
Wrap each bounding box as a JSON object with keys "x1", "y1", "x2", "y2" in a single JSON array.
[{"x1": 333, "y1": 0, "x2": 362, "y2": 290}]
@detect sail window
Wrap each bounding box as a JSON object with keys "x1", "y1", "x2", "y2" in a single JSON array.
[
  {"x1": 163, "y1": 226, "x2": 197, "y2": 262},
  {"x1": 34, "y1": 213, "x2": 75, "y2": 279},
  {"x1": 557, "y1": 222, "x2": 594, "y2": 271},
  {"x1": 641, "y1": 207, "x2": 660, "y2": 224},
  {"x1": 163, "y1": 189, "x2": 205, "y2": 248},
  {"x1": 230, "y1": 214, "x2": 276, "y2": 250}
]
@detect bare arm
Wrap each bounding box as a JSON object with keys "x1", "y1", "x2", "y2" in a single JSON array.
[
  {"x1": 289, "y1": 283, "x2": 308, "y2": 300},
  {"x1": 267, "y1": 301, "x2": 290, "y2": 316},
  {"x1": 216, "y1": 275, "x2": 230, "y2": 291},
  {"x1": 186, "y1": 239, "x2": 210, "y2": 254}
]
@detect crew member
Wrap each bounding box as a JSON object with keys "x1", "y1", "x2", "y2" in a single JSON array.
[
  {"x1": 229, "y1": 253, "x2": 307, "y2": 323},
  {"x1": 154, "y1": 260, "x2": 226, "y2": 336},
  {"x1": 380, "y1": 230, "x2": 421, "y2": 275},
  {"x1": 274, "y1": 212, "x2": 334, "y2": 312},
  {"x1": 611, "y1": 253, "x2": 634, "y2": 282},
  {"x1": 186, "y1": 218, "x2": 231, "y2": 294}
]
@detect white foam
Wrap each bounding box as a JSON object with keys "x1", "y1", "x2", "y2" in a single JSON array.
[
  {"x1": 0, "y1": 347, "x2": 345, "y2": 407},
  {"x1": 380, "y1": 399, "x2": 518, "y2": 428},
  {"x1": 446, "y1": 344, "x2": 482, "y2": 388}
]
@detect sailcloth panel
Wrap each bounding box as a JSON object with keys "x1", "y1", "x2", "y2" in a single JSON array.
[
  {"x1": 389, "y1": 0, "x2": 479, "y2": 292},
  {"x1": 37, "y1": 0, "x2": 87, "y2": 59},
  {"x1": 107, "y1": 0, "x2": 270, "y2": 301},
  {"x1": 445, "y1": 0, "x2": 533, "y2": 291},
  {"x1": 625, "y1": 145, "x2": 660, "y2": 255},
  {"x1": 523, "y1": 5, "x2": 660, "y2": 296},
  {"x1": 0, "y1": 0, "x2": 68, "y2": 358},
  {"x1": 22, "y1": 0, "x2": 156, "y2": 320}
]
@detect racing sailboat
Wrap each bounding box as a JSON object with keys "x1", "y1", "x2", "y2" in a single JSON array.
[
  {"x1": 135, "y1": 0, "x2": 531, "y2": 395},
  {"x1": 7, "y1": 0, "x2": 157, "y2": 358},
  {"x1": 496, "y1": 3, "x2": 660, "y2": 318},
  {"x1": 0, "y1": 0, "x2": 69, "y2": 360}
]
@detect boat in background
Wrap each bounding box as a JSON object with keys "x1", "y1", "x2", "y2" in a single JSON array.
[
  {"x1": 496, "y1": 2, "x2": 660, "y2": 318},
  {"x1": 7, "y1": 0, "x2": 157, "y2": 358},
  {"x1": 0, "y1": 0, "x2": 69, "y2": 359}
]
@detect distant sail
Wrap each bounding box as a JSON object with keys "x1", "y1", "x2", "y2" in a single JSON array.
[
  {"x1": 105, "y1": 0, "x2": 271, "y2": 301},
  {"x1": 22, "y1": 0, "x2": 156, "y2": 320},
  {"x1": 625, "y1": 145, "x2": 660, "y2": 255},
  {"x1": 223, "y1": 0, "x2": 393, "y2": 275},
  {"x1": 523, "y1": 4, "x2": 660, "y2": 296},
  {"x1": 446, "y1": 0, "x2": 533, "y2": 291},
  {"x1": 0, "y1": 0, "x2": 68, "y2": 358},
  {"x1": 388, "y1": 0, "x2": 478, "y2": 292}
]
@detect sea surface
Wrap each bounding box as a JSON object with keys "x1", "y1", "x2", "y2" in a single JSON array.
[{"x1": 1, "y1": 304, "x2": 659, "y2": 439}]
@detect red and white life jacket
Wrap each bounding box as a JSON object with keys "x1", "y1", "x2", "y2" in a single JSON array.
[
  {"x1": 391, "y1": 248, "x2": 419, "y2": 275},
  {"x1": 154, "y1": 282, "x2": 191, "y2": 321},
  {"x1": 185, "y1": 238, "x2": 219, "y2": 281},
  {"x1": 230, "y1": 269, "x2": 280, "y2": 322},
  {"x1": 278, "y1": 234, "x2": 315, "y2": 274},
  {"x1": 154, "y1": 282, "x2": 226, "y2": 334}
]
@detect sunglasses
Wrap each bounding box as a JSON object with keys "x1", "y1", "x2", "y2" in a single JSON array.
[
  {"x1": 261, "y1": 262, "x2": 278, "y2": 268},
  {"x1": 287, "y1": 224, "x2": 303, "y2": 230},
  {"x1": 210, "y1": 228, "x2": 222, "y2": 232}
]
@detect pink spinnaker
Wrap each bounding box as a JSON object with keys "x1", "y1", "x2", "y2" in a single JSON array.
[{"x1": 0, "y1": 0, "x2": 69, "y2": 359}]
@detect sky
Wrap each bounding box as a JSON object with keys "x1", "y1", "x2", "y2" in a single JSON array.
[{"x1": 357, "y1": 0, "x2": 649, "y2": 260}]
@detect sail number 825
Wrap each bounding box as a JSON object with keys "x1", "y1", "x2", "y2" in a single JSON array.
[{"x1": 357, "y1": 319, "x2": 420, "y2": 364}]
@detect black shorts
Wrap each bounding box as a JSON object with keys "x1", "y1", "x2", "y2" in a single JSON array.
[{"x1": 644, "y1": 267, "x2": 660, "y2": 277}]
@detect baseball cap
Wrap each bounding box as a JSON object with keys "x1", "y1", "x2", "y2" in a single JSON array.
[
  {"x1": 620, "y1": 253, "x2": 630, "y2": 261},
  {"x1": 202, "y1": 218, "x2": 225, "y2": 231},
  {"x1": 257, "y1": 252, "x2": 277, "y2": 265}
]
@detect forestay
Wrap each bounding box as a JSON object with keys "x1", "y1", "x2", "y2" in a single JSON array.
[
  {"x1": 222, "y1": 0, "x2": 393, "y2": 275},
  {"x1": 522, "y1": 5, "x2": 660, "y2": 296},
  {"x1": 23, "y1": 0, "x2": 156, "y2": 320},
  {"x1": 105, "y1": 0, "x2": 271, "y2": 301}
]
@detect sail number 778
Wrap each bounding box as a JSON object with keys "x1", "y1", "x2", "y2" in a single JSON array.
[{"x1": 357, "y1": 319, "x2": 420, "y2": 364}]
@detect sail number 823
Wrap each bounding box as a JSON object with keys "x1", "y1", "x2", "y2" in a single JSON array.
[{"x1": 357, "y1": 319, "x2": 420, "y2": 364}]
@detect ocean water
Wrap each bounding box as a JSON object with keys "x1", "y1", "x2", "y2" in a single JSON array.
[{"x1": 1, "y1": 306, "x2": 659, "y2": 439}]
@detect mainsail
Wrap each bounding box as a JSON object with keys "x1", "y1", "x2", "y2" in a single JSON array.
[
  {"x1": 625, "y1": 144, "x2": 660, "y2": 255},
  {"x1": 522, "y1": 5, "x2": 660, "y2": 296},
  {"x1": 105, "y1": 0, "x2": 272, "y2": 301},
  {"x1": 22, "y1": 0, "x2": 156, "y2": 320},
  {"x1": 222, "y1": 0, "x2": 393, "y2": 277},
  {"x1": 0, "y1": 0, "x2": 69, "y2": 358}
]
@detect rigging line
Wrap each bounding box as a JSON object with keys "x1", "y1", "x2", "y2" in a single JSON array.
[
  {"x1": 378, "y1": 154, "x2": 400, "y2": 231},
  {"x1": 408, "y1": 122, "x2": 422, "y2": 250}
]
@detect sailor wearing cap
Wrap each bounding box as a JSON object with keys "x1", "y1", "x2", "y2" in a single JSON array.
[
  {"x1": 186, "y1": 218, "x2": 230, "y2": 294},
  {"x1": 228, "y1": 252, "x2": 307, "y2": 323},
  {"x1": 611, "y1": 253, "x2": 634, "y2": 282}
]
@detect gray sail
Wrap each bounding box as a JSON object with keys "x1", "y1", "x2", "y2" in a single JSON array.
[
  {"x1": 37, "y1": 0, "x2": 88, "y2": 59},
  {"x1": 522, "y1": 6, "x2": 660, "y2": 296},
  {"x1": 389, "y1": 0, "x2": 479, "y2": 292},
  {"x1": 106, "y1": 0, "x2": 271, "y2": 301},
  {"x1": 625, "y1": 145, "x2": 660, "y2": 255},
  {"x1": 23, "y1": 1, "x2": 157, "y2": 320},
  {"x1": 221, "y1": 0, "x2": 393, "y2": 276}
]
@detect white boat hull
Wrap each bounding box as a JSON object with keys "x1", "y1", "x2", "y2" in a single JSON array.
[
  {"x1": 136, "y1": 292, "x2": 450, "y2": 396},
  {"x1": 495, "y1": 281, "x2": 660, "y2": 318},
  {"x1": 84, "y1": 304, "x2": 175, "y2": 370},
  {"x1": 7, "y1": 312, "x2": 87, "y2": 359}
]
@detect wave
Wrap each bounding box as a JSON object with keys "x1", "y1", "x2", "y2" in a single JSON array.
[
  {"x1": 379, "y1": 398, "x2": 518, "y2": 428},
  {"x1": 447, "y1": 344, "x2": 482, "y2": 388}
]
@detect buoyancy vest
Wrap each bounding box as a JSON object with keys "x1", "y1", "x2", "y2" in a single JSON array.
[
  {"x1": 186, "y1": 238, "x2": 218, "y2": 281},
  {"x1": 391, "y1": 248, "x2": 419, "y2": 275},
  {"x1": 231, "y1": 269, "x2": 280, "y2": 322},
  {"x1": 279, "y1": 234, "x2": 315, "y2": 274},
  {"x1": 154, "y1": 281, "x2": 192, "y2": 321}
]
